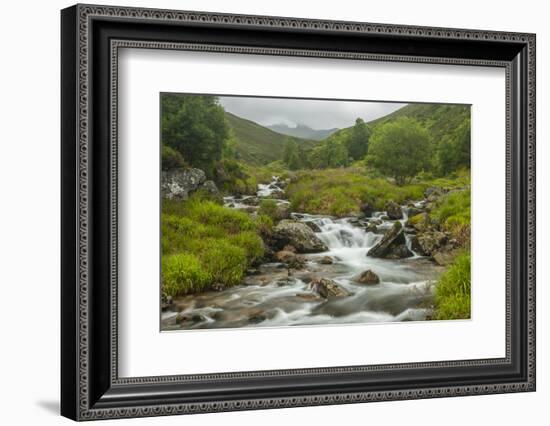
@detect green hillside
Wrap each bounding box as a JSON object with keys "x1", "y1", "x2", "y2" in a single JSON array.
[
  {"x1": 326, "y1": 103, "x2": 470, "y2": 143},
  {"x1": 225, "y1": 112, "x2": 318, "y2": 165},
  {"x1": 367, "y1": 103, "x2": 471, "y2": 142}
]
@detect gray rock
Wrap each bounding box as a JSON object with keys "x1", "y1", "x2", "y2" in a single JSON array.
[
  {"x1": 161, "y1": 168, "x2": 206, "y2": 200},
  {"x1": 303, "y1": 221, "x2": 322, "y2": 232},
  {"x1": 317, "y1": 256, "x2": 334, "y2": 265},
  {"x1": 367, "y1": 221, "x2": 413, "y2": 259},
  {"x1": 274, "y1": 250, "x2": 306, "y2": 269},
  {"x1": 309, "y1": 277, "x2": 351, "y2": 299},
  {"x1": 360, "y1": 202, "x2": 374, "y2": 217},
  {"x1": 363, "y1": 222, "x2": 378, "y2": 233},
  {"x1": 385, "y1": 200, "x2": 403, "y2": 220},
  {"x1": 272, "y1": 220, "x2": 328, "y2": 253},
  {"x1": 241, "y1": 196, "x2": 260, "y2": 206},
  {"x1": 175, "y1": 313, "x2": 207, "y2": 324},
  {"x1": 201, "y1": 180, "x2": 219, "y2": 194},
  {"x1": 411, "y1": 231, "x2": 448, "y2": 256},
  {"x1": 353, "y1": 270, "x2": 380, "y2": 285}
]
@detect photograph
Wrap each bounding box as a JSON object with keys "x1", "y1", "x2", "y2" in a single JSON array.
[
  {"x1": 58, "y1": 3, "x2": 536, "y2": 420},
  {"x1": 160, "y1": 94, "x2": 471, "y2": 331}
]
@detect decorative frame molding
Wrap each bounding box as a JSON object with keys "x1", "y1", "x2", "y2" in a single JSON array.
[{"x1": 61, "y1": 4, "x2": 536, "y2": 421}]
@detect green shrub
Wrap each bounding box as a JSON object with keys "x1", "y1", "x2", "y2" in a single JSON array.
[
  {"x1": 214, "y1": 159, "x2": 258, "y2": 195},
  {"x1": 162, "y1": 253, "x2": 211, "y2": 295},
  {"x1": 187, "y1": 238, "x2": 249, "y2": 287},
  {"x1": 254, "y1": 214, "x2": 274, "y2": 238},
  {"x1": 161, "y1": 196, "x2": 265, "y2": 295},
  {"x1": 431, "y1": 188, "x2": 471, "y2": 230},
  {"x1": 161, "y1": 145, "x2": 186, "y2": 170},
  {"x1": 229, "y1": 231, "x2": 265, "y2": 264},
  {"x1": 433, "y1": 251, "x2": 471, "y2": 320},
  {"x1": 258, "y1": 199, "x2": 278, "y2": 221}
]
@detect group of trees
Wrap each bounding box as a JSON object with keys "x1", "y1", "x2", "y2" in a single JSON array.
[
  {"x1": 281, "y1": 111, "x2": 470, "y2": 185},
  {"x1": 282, "y1": 118, "x2": 372, "y2": 170},
  {"x1": 161, "y1": 94, "x2": 229, "y2": 174}
]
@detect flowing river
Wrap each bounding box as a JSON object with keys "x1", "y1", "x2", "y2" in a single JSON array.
[{"x1": 161, "y1": 177, "x2": 444, "y2": 330}]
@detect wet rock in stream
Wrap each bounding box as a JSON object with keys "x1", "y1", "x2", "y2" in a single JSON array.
[
  {"x1": 309, "y1": 277, "x2": 351, "y2": 299},
  {"x1": 353, "y1": 269, "x2": 380, "y2": 285},
  {"x1": 385, "y1": 200, "x2": 404, "y2": 220},
  {"x1": 367, "y1": 221, "x2": 413, "y2": 259},
  {"x1": 272, "y1": 220, "x2": 328, "y2": 253}
]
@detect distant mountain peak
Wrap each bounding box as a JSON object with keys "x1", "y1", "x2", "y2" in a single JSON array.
[{"x1": 267, "y1": 123, "x2": 339, "y2": 141}]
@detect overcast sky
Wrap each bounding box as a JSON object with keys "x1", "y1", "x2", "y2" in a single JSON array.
[{"x1": 219, "y1": 96, "x2": 406, "y2": 130}]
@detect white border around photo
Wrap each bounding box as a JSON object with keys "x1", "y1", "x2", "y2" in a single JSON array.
[{"x1": 117, "y1": 48, "x2": 506, "y2": 378}]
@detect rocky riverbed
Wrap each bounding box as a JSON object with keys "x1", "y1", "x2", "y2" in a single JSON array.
[{"x1": 162, "y1": 176, "x2": 455, "y2": 330}]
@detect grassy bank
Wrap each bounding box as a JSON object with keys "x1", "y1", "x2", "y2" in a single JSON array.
[
  {"x1": 433, "y1": 251, "x2": 471, "y2": 320},
  {"x1": 161, "y1": 196, "x2": 269, "y2": 296},
  {"x1": 286, "y1": 167, "x2": 469, "y2": 217}
]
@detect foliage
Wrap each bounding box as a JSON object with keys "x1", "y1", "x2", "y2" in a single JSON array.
[
  {"x1": 282, "y1": 137, "x2": 308, "y2": 170},
  {"x1": 366, "y1": 117, "x2": 431, "y2": 185},
  {"x1": 162, "y1": 253, "x2": 211, "y2": 295},
  {"x1": 286, "y1": 167, "x2": 428, "y2": 217},
  {"x1": 258, "y1": 199, "x2": 279, "y2": 221},
  {"x1": 213, "y1": 158, "x2": 258, "y2": 195},
  {"x1": 308, "y1": 131, "x2": 350, "y2": 169},
  {"x1": 433, "y1": 251, "x2": 471, "y2": 320},
  {"x1": 437, "y1": 118, "x2": 471, "y2": 175},
  {"x1": 161, "y1": 94, "x2": 228, "y2": 175},
  {"x1": 161, "y1": 196, "x2": 265, "y2": 296},
  {"x1": 431, "y1": 188, "x2": 471, "y2": 229},
  {"x1": 346, "y1": 118, "x2": 372, "y2": 161},
  {"x1": 161, "y1": 145, "x2": 186, "y2": 170}
]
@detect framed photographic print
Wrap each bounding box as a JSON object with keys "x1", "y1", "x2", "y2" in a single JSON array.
[{"x1": 61, "y1": 4, "x2": 536, "y2": 421}]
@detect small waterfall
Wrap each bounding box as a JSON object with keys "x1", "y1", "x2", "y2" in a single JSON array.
[
  {"x1": 257, "y1": 176, "x2": 283, "y2": 198},
  {"x1": 312, "y1": 218, "x2": 378, "y2": 250}
]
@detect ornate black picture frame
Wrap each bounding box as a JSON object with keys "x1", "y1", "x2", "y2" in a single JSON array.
[{"x1": 61, "y1": 4, "x2": 536, "y2": 421}]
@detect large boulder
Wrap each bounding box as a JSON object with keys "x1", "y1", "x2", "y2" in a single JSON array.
[
  {"x1": 309, "y1": 277, "x2": 351, "y2": 299},
  {"x1": 411, "y1": 231, "x2": 448, "y2": 256},
  {"x1": 161, "y1": 168, "x2": 206, "y2": 200},
  {"x1": 385, "y1": 200, "x2": 403, "y2": 220},
  {"x1": 367, "y1": 221, "x2": 413, "y2": 259},
  {"x1": 272, "y1": 220, "x2": 328, "y2": 253}
]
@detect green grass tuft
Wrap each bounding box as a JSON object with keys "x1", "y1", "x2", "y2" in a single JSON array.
[
  {"x1": 433, "y1": 251, "x2": 471, "y2": 320},
  {"x1": 161, "y1": 196, "x2": 264, "y2": 296}
]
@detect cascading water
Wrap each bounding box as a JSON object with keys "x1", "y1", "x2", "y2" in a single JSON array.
[{"x1": 162, "y1": 176, "x2": 443, "y2": 330}]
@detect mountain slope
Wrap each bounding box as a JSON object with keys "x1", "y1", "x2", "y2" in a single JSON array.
[
  {"x1": 267, "y1": 123, "x2": 339, "y2": 141},
  {"x1": 367, "y1": 103, "x2": 471, "y2": 142},
  {"x1": 325, "y1": 103, "x2": 470, "y2": 144},
  {"x1": 225, "y1": 112, "x2": 318, "y2": 165}
]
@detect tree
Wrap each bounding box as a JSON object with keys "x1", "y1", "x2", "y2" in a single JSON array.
[
  {"x1": 346, "y1": 118, "x2": 372, "y2": 160},
  {"x1": 366, "y1": 117, "x2": 431, "y2": 185},
  {"x1": 161, "y1": 94, "x2": 229, "y2": 174},
  {"x1": 282, "y1": 137, "x2": 306, "y2": 170},
  {"x1": 437, "y1": 118, "x2": 470, "y2": 175},
  {"x1": 308, "y1": 131, "x2": 350, "y2": 169}
]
